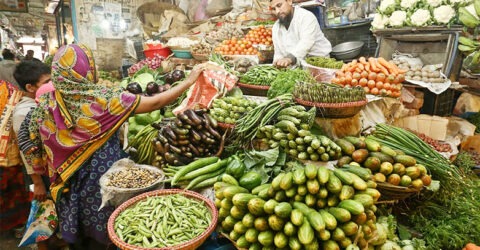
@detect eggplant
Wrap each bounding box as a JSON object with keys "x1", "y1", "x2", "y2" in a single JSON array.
[
  {"x1": 169, "y1": 144, "x2": 182, "y2": 154},
  {"x1": 172, "y1": 126, "x2": 189, "y2": 135},
  {"x1": 146, "y1": 82, "x2": 159, "y2": 95},
  {"x1": 164, "y1": 152, "x2": 176, "y2": 164},
  {"x1": 126, "y1": 82, "x2": 142, "y2": 94},
  {"x1": 194, "y1": 109, "x2": 207, "y2": 116},
  {"x1": 174, "y1": 119, "x2": 183, "y2": 128},
  {"x1": 164, "y1": 126, "x2": 177, "y2": 141},
  {"x1": 203, "y1": 113, "x2": 218, "y2": 128},
  {"x1": 157, "y1": 134, "x2": 168, "y2": 144},
  {"x1": 154, "y1": 141, "x2": 165, "y2": 154},
  {"x1": 164, "y1": 143, "x2": 170, "y2": 153},
  {"x1": 177, "y1": 140, "x2": 190, "y2": 146},
  {"x1": 188, "y1": 144, "x2": 200, "y2": 156},
  {"x1": 184, "y1": 110, "x2": 203, "y2": 126},
  {"x1": 215, "y1": 132, "x2": 227, "y2": 157},
  {"x1": 151, "y1": 122, "x2": 163, "y2": 130},
  {"x1": 190, "y1": 130, "x2": 202, "y2": 141},
  {"x1": 172, "y1": 69, "x2": 185, "y2": 82},
  {"x1": 164, "y1": 72, "x2": 175, "y2": 84},
  {"x1": 178, "y1": 113, "x2": 196, "y2": 126},
  {"x1": 205, "y1": 138, "x2": 216, "y2": 145},
  {"x1": 184, "y1": 152, "x2": 193, "y2": 158}
]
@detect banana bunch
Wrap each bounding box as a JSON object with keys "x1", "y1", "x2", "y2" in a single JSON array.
[
  {"x1": 459, "y1": 36, "x2": 480, "y2": 55},
  {"x1": 458, "y1": 0, "x2": 480, "y2": 74},
  {"x1": 128, "y1": 124, "x2": 158, "y2": 165}
]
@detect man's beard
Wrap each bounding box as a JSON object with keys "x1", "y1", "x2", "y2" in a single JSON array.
[{"x1": 279, "y1": 12, "x2": 293, "y2": 28}]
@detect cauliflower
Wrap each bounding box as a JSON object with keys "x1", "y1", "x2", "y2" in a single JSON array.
[
  {"x1": 379, "y1": 0, "x2": 397, "y2": 15},
  {"x1": 433, "y1": 5, "x2": 456, "y2": 24},
  {"x1": 372, "y1": 13, "x2": 390, "y2": 29},
  {"x1": 426, "y1": 0, "x2": 443, "y2": 7},
  {"x1": 400, "y1": 0, "x2": 420, "y2": 9},
  {"x1": 449, "y1": 0, "x2": 472, "y2": 5},
  {"x1": 409, "y1": 9, "x2": 432, "y2": 26},
  {"x1": 389, "y1": 10, "x2": 408, "y2": 26}
]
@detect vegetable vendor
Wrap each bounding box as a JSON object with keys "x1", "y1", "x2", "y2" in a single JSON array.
[
  {"x1": 22, "y1": 44, "x2": 209, "y2": 249},
  {"x1": 270, "y1": 0, "x2": 332, "y2": 68}
]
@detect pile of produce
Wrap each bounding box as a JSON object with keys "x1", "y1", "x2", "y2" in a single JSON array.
[
  {"x1": 190, "y1": 41, "x2": 212, "y2": 55},
  {"x1": 267, "y1": 69, "x2": 315, "y2": 99},
  {"x1": 214, "y1": 37, "x2": 259, "y2": 56},
  {"x1": 234, "y1": 58, "x2": 257, "y2": 74},
  {"x1": 392, "y1": 58, "x2": 445, "y2": 83},
  {"x1": 457, "y1": 2, "x2": 480, "y2": 74},
  {"x1": 105, "y1": 168, "x2": 162, "y2": 189},
  {"x1": 244, "y1": 25, "x2": 272, "y2": 46},
  {"x1": 126, "y1": 81, "x2": 171, "y2": 95},
  {"x1": 113, "y1": 194, "x2": 212, "y2": 248},
  {"x1": 256, "y1": 105, "x2": 342, "y2": 162},
  {"x1": 164, "y1": 156, "x2": 230, "y2": 190},
  {"x1": 98, "y1": 70, "x2": 121, "y2": 87},
  {"x1": 128, "y1": 110, "x2": 162, "y2": 137},
  {"x1": 214, "y1": 163, "x2": 381, "y2": 249},
  {"x1": 166, "y1": 37, "x2": 199, "y2": 48},
  {"x1": 127, "y1": 54, "x2": 165, "y2": 75},
  {"x1": 231, "y1": 94, "x2": 295, "y2": 149},
  {"x1": 152, "y1": 109, "x2": 224, "y2": 167},
  {"x1": 210, "y1": 96, "x2": 257, "y2": 124},
  {"x1": 206, "y1": 23, "x2": 244, "y2": 43},
  {"x1": 305, "y1": 57, "x2": 344, "y2": 69},
  {"x1": 413, "y1": 131, "x2": 452, "y2": 153},
  {"x1": 331, "y1": 57, "x2": 404, "y2": 97},
  {"x1": 293, "y1": 82, "x2": 366, "y2": 104},
  {"x1": 249, "y1": 20, "x2": 275, "y2": 26},
  {"x1": 335, "y1": 136, "x2": 432, "y2": 189},
  {"x1": 163, "y1": 69, "x2": 185, "y2": 85},
  {"x1": 128, "y1": 124, "x2": 159, "y2": 165},
  {"x1": 239, "y1": 65, "x2": 281, "y2": 86}
]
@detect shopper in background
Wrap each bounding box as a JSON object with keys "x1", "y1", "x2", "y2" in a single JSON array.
[
  {"x1": 24, "y1": 44, "x2": 208, "y2": 249},
  {"x1": 23, "y1": 49, "x2": 41, "y2": 62},
  {"x1": 270, "y1": 0, "x2": 332, "y2": 68},
  {"x1": 0, "y1": 49, "x2": 19, "y2": 88},
  {"x1": 0, "y1": 79, "x2": 31, "y2": 237}
]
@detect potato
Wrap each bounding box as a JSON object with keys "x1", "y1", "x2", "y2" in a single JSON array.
[
  {"x1": 412, "y1": 76, "x2": 422, "y2": 81},
  {"x1": 414, "y1": 71, "x2": 422, "y2": 76}
]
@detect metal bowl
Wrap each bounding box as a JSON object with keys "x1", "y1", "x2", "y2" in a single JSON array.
[{"x1": 331, "y1": 41, "x2": 364, "y2": 60}]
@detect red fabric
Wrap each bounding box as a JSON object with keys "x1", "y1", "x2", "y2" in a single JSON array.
[
  {"x1": 0, "y1": 166, "x2": 31, "y2": 231},
  {"x1": 174, "y1": 69, "x2": 238, "y2": 114}
]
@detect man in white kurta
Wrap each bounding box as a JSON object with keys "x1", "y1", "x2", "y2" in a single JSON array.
[{"x1": 270, "y1": 0, "x2": 332, "y2": 67}]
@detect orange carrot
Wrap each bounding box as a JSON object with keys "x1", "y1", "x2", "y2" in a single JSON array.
[
  {"x1": 341, "y1": 63, "x2": 348, "y2": 72},
  {"x1": 378, "y1": 57, "x2": 398, "y2": 75},
  {"x1": 359, "y1": 57, "x2": 368, "y2": 65},
  {"x1": 357, "y1": 63, "x2": 365, "y2": 71},
  {"x1": 368, "y1": 57, "x2": 379, "y2": 72},
  {"x1": 365, "y1": 63, "x2": 370, "y2": 72}
]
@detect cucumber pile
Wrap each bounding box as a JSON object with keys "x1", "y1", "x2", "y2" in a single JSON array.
[
  {"x1": 256, "y1": 105, "x2": 342, "y2": 162},
  {"x1": 210, "y1": 97, "x2": 257, "y2": 124},
  {"x1": 214, "y1": 164, "x2": 380, "y2": 250},
  {"x1": 336, "y1": 136, "x2": 432, "y2": 190}
]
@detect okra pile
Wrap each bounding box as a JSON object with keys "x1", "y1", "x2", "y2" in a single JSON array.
[
  {"x1": 293, "y1": 82, "x2": 366, "y2": 104},
  {"x1": 239, "y1": 65, "x2": 281, "y2": 86},
  {"x1": 305, "y1": 56, "x2": 344, "y2": 69},
  {"x1": 114, "y1": 194, "x2": 211, "y2": 248}
]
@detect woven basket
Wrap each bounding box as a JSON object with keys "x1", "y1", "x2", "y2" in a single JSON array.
[
  {"x1": 108, "y1": 189, "x2": 218, "y2": 250},
  {"x1": 376, "y1": 182, "x2": 421, "y2": 201},
  {"x1": 237, "y1": 82, "x2": 270, "y2": 96},
  {"x1": 191, "y1": 53, "x2": 210, "y2": 61},
  {"x1": 294, "y1": 98, "x2": 367, "y2": 118}
]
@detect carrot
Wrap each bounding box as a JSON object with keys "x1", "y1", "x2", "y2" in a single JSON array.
[
  {"x1": 368, "y1": 57, "x2": 379, "y2": 72},
  {"x1": 357, "y1": 63, "x2": 365, "y2": 71},
  {"x1": 341, "y1": 63, "x2": 348, "y2": 72},
  {"x1": 378, "y1": 57, "x2": 398, "y2": 75},
  {"x1": 355, "y1": 67, "x2": 362, "y2": 73},
  {"x1": 359, "y1": 57, "x2": 368, "y2": 65},
  {"x1": 365, "y1": 63, "x2": 370, "y2": 72}
]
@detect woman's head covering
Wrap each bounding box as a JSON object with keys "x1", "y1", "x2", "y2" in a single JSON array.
[
  {"x1": 35, "y1": 81, "x2": 55, "y2": 103},
  {"x1": 27, "y1": 44, "x2": 140, "y2": 202}
]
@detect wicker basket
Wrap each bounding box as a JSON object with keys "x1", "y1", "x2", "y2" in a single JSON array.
[
  {"x1": 237, "y1": 82, "x2": 270, "y2": 96},
  {"x1": 376, "y1": 182, "x2": 421, "y2": 201},
  {"x1": 294, "y1": 98, "x2": 367, "y2": 118},
  {"x1": 108, "y1": 189, "x2": 218, "y2": 250},
  {"x1": 191, "y1": 53, "x2": 210, "y2": 61}
]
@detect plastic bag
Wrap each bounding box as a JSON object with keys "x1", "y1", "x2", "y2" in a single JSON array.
[
  {"x1": 18, "y1": 199, "x2": 57, "y2": 247},
  {"x1": 99, "y1": 158, "x2": 165, "y2": 210}
]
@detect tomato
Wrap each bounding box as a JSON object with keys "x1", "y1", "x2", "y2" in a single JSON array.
[
  {"x1": 345, "y1": 75, "x2": 353, "y2": 84},
  {"x1": 386, "y1": 75, "x2": 395, "y2": 83},
  {"x1": 383, "y1": 82, "x2": 391, "y2": 90},
  {"x1": 367, "y1": 80, "x2": 376, "y2": 88},
  {"x1": 376, "y1": 73, "x2": 386, "y2": 82},
  {"x1": 359, "y1": 78, "x2": 368, "y2": 87},
  {"x1": 360, "y1": 71, "x2": 369, "y2": 79},
  {"x1": 352, "y1": 72, "x2": 361, "y2": 80},
  {"x1": 363, "y1": 87, "x2": 370, "y2": 93},
  {"x1": 386, "y1": 90, "x2": 392, "y2": 96},
  {"x1": 368, "y1": 72, "x2": 377, "y2": 81},
  {"x1": 370, "y1": 87, "x2": 379, "y2": 95},
  {"x1": 375, "y1": 81, "x2": 384, "y2": 89},
  {"x1": 344, "y1": 84, "x2": 352, "y2": 88},
  {"x1": 351, "y1": 79, "x2": 359, "y2": 86}
]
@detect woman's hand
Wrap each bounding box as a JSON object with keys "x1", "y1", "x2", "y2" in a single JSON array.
[{"x1": 33, "y1": 182, "x2": 47, "y2": 201}]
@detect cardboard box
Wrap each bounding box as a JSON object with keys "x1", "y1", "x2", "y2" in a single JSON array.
[{"x1": 394, "y1": 115, "x2": 449, "y2": 141}]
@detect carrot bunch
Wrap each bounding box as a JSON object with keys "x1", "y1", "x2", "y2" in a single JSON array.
[{"x1": 331, "y1": 57, "x2": 406, "y2": 97}]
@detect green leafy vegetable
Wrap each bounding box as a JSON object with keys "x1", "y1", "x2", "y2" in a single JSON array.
[{"x1": 267, "y1": 69, "x2": 314, "y2": 99}]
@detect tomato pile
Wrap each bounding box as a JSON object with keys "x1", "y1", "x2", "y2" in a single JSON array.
[
  {"x1": 214, "y1": 25, "x2": 273, "y2": 56},
  {"x1": 332, "y1": 57, "x2": 404, "y2": 97},
  {"x1": 244, "y1": 25, "x2": 272, "y2": 46},
  {"x1": 214, "y1": 38, "x2": 260, "y2": 56}
]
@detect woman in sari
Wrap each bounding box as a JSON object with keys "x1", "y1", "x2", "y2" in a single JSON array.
[{"x1": 25, "y1": 44, "x2": 207, "y2": 249}]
